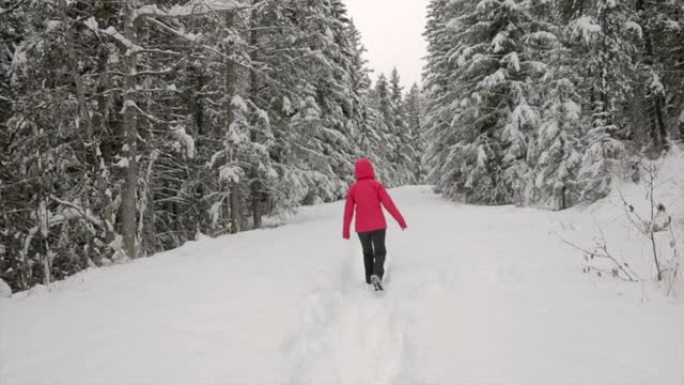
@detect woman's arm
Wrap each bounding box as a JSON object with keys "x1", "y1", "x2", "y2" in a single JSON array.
[{"x1": 377, "y1": 183, "x2": 407, "y2": 229}]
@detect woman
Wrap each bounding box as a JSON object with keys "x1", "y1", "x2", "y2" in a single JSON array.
[{"x1": 342, "y1": 158, "x2": 407, "y2": 290}]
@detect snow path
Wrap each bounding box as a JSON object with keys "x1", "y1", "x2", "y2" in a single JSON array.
[{"x1": 1, "y1": 186, "x2": 683, "y2": 385}]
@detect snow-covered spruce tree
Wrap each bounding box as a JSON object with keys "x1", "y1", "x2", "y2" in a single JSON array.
[
  {"x1": 559, "y1": 0, "x2": 681, "y2": 154},
  {"x1": 529, "y1": 66, "x2": 584, "y2": 210},
  {"x1": 405, "y1": 83, "x2": 425, "y2": 183},
  {"x1": 274, "y1": 0, "x2": 361, "y2": 204},
  {"x1": 425, "y1": 0, "x2": 557, "y2": 204},
  {"x1": 242, "y1": 0, "x2": 381, "y2": 215},
  {"x1": 631, "y1": 0, "x2": 684, "y2": 152},
  {"x1": 423, "y1": 0, "x2": 460, "y2": 197},
  {"x1": 346, "y1": 20, "x2": 394, "y2": 184},
  {"x1": 652, "y1": 3, "x2": 684, "y2": 142},
  {"x1": 347, "y1": 20, "x2": 373, "y2": 150},
  {"x1": 161, "y1": 12, "x2": 238, "y2": 238},
  {"x1": 0, "y1": 0, "x2": 22, "y2": 127},
  {"x1": 422, "y1": 0, "x2": 681, "y2": 211},
  {"x1": 577, "y1": 108, "x2": 625, "y2": 202},
  {"x1": 0, "y1": 0, "x2": 115, "y2": 289},
  {"x1": 370, "y1": 73, "x2": 404, "y2": 184},
  {"x1": 236, "y1": 0, "x2": 303, "y2": 218},
  {"x1": 109, "y1": 1, "x2": 247, "y2": 251},
  {"x1": 389, "y1": 69, "x2": 419, "y2": 185},
  {"x1": 0, "y1": 0, "x2": 29, "y2": 288},
  {"x1": 522, "y1": 2, "x2": 587, "y2": 210},
  {"x1": 0, "y1": 0, "x2": 247, "y2": 290},
  {"x1": 232, "y1": 1, "x2": 279, "y2": 230},
  {"x1": 566, "y1": 1, "x2": 635, "y2": 201}
]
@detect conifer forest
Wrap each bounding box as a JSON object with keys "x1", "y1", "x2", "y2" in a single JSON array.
[{"x1": 1, "y1": 0, "x2": 682, "y2": 292}]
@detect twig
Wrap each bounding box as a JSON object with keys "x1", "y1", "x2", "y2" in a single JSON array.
[{"x1": 553, "y1": 230, "x2": 639, "y2": 282}]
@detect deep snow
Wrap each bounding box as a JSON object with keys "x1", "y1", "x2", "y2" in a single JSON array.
[{"x1": 1, "y1": 183, "x2": 683, "y2": 385}]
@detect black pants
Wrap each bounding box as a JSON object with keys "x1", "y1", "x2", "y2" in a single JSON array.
[{"x1": 358, "y1": 229, "x2": 386, "y2": 283}]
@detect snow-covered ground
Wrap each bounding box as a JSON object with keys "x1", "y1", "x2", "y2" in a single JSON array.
[{"x1": 1, "y1": 178, "x2": 683, "y2": 384}]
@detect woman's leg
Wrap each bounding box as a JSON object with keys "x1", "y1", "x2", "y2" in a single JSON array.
[
  {"x1": 357, "y1": 231, "x2": 374, "y2": 283},
  {"x1": 370, "y1": 229, "x2": 387, "y2": 280}
]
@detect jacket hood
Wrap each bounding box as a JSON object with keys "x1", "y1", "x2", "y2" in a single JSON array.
[{"x1": 354, "y1": 158, "x2": 375, "y2": 181}]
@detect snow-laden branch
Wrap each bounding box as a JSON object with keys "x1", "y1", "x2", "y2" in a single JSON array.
[
  {"x1": 133, "y1": 0, "x2": 246, "y2": 22},
  {"x1": 120, "y1": 100, "x2": 181, "y2": 125},
  {"x1": 102, "y1": 26, "x2": 143, "y2": 54},
  {"x1": 83, "y1": 18, "x2": 144, "y2": 54},
  {"x1": 48, "y1": 195, "x2": 104, "y2": 227},
  {"x1": 0, "y1": 0, "x2": 27, "y2": 15},
  {"x1": 145, "y1": 17, "x2": 251, "y2": 70},
  {"x1": 84, "y1": 0, "x2": 246, "y2": 55},
  {"x1": 21, "y1": 197, "x2": 104, "y2": 261}
]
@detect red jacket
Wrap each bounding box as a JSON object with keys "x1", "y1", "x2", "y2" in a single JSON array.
[{"x1": 343, "y1": 158, "x2": 407, "y2": 239}]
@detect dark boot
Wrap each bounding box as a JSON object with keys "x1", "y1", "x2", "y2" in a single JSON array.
[{"x1": 371, "y1": 274, "x2": 383, "y2": 291}]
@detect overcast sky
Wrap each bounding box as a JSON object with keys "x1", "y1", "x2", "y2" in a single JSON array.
[{"x1": 344, "y1": 0, "x2": 430, "y2": 89}]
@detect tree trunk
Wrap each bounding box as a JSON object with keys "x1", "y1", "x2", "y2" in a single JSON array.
[
  {"x1": 94, "y1": 44, "x2": 115, "y2": 263},
  {"x1": 652, "y1": 93, "x2": 667, "y2": 152},
  {"x1": 58, "y1": 0, "x2": 103, "y2": 264},
  {"x1": 249, "y1": 5, "x2": 262, "y2": 229},
  {"x1": 224, "y1": 12, "x2": 241, "y2": 234},
  {"x1": 636, "y1": 0, "x2": 669, "y2": 153},
  {"x1": 58, "y1": 0, "x2": 94, "y2": 144},
  {"x1": 195, "y1": 68, "x2": 204, "y2": 136},
  {"x1": 251, "y1": 178, "x2": 262, "y2": 229},
  {"x1": 229, "y1": 187, "x2": 241, "y2": 233},
  {"x1": 121, "y1": 0, "x2": 139, "y2": 258}
]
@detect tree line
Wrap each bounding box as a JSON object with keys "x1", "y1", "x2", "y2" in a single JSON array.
[
  {"x1": 0, "y1": 0, "x2": 422, "y2": 292},
  {"x1": 422, "y1": 0, "x2": 684, "y2": 208}
]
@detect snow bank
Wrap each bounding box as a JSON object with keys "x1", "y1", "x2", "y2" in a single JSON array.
[
  {"x1": 0, "y1": 278, "x2": 11, "y2": 298},
  {"x1": 556, "y1": 148, "x2": 684, "y2": 298}
]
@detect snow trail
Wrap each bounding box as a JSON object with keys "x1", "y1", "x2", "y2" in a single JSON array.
[
  {"x1": 1, "y1": 186, "x2": 682, "y2": 385},
  {"x1": 285, "y1": 247, "x2": 412, "y2": 385}
]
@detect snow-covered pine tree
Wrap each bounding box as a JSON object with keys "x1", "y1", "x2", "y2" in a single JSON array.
[
  {"x1": 1, "y1": 0, "x2": 30, "y2": 288},
  {"x1": 371, "y1": 73, "x2": 404, "y2": 183},
  {"x1": 404, "y1": 83, "x2": 425, "y2": 183},
  {"x1": 347, "y1": 19, "x2": 372, "y2": 143},
  {"x1": 422, "y1": 0, "x2": 680, "y2": 211},
  {"x1": 0, "y1": 0, "x2": 116, "y2": 287},
  {"x1": 277, "y1": 0, "x2": 361, "y2": 203},
  {"x1": 518, "y1": 0, "x2": 588, "y2": 210},
  {"x1": 375, "y1": 74, "x2": 392, "y2": 124},
  {"x1": 423, "y1": 0, "x2": 460, "y2": 197},
  {"x1": 166, "y1": 12, "x2": 237, "y2": 237},
  {"x1": 389, "y1": 69, "x2": 418, "y2": 185},
  {"x1": 425, "y1": 0, "x2": 556, "y2": 204},
  {"x1": 346, "y1": 19, "x2": 393, "y2": 182},
  {"x1": 531, "y1": 69, "x2": 584, "y2": 210},
  {"x1": 0, "y1": 0, "x2": 247, "y2": 290},
  {"x1": 632, "y1": 0, "x2": 684, "y2": 151},
  {"x1": 566, "y1": 0, "x2": 635, "y2": 201}
]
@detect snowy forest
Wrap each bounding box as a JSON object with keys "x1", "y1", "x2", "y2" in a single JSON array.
[
  {"x1": 0, "y1": 0, "x2": 683, "y2": 293},
  {"x1": 1, "y1": 1, "x2": 684, "y2": 384},
  {"x1": 0, "y1": 0, "x2": 422, "y2": 291},
  {"x1": 423, "y1": 0, "x2": 684, "y2": 206}
]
